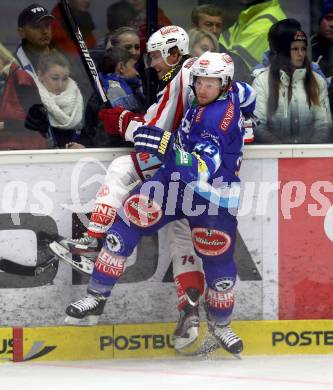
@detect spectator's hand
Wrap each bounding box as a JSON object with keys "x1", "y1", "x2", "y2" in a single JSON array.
[
  {"x1": 133, "y1": 126, "x2": 173, "y2": 163},
  {"x1": 25, "y1": 104, "x2": 49, "y2": 135},
  {"x1": 98, "y1": 107, "x2": 143, "y2": 137},
  {"x1": 66, "y1": 142, "x2": 85, "y2": 149}
]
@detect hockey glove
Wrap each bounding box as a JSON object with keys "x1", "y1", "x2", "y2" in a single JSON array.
[
  {"x1": 243, "y1": 114, "x2": 259, "y2": 144},
  {"x1": 133, "y1": 125, "x2": 174, "y2": 163},
  {"x1": 98, "y1": 107, "x2": 143, "y2": 138}
]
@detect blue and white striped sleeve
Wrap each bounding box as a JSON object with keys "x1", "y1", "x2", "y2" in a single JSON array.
[{"x1": 236, "y1": 81, "x2": 256, "y2": 117}]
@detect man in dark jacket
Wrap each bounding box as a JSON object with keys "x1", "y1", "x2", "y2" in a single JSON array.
[{"x1": 0, "y1": 3, "x2": 54, "y2": 150}]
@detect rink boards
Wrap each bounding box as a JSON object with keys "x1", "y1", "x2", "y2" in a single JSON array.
[{"x1": 1, "y1": 320, "x2": 333, "y2": 362}]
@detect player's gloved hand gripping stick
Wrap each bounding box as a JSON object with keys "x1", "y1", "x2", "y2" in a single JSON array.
[{"x1": 133, "y1": 125, "x2": 174, "y2": 163}]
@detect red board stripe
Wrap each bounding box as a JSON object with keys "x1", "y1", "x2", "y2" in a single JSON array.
[{"x1": 13, "y1": 327, "x2": 23, "y2": 362}]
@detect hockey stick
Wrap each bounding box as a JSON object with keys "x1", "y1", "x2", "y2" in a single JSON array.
[
  {"x1": 0, "y1": 256, "x2": 59, "y2": 276},
  {"x1": 60, "y1": 0, "x2": 109, "y2": 105}
]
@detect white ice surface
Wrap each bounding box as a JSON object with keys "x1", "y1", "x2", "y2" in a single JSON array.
[{"x1": 1, "y1": 354, "x2": 333, "y2": 390}]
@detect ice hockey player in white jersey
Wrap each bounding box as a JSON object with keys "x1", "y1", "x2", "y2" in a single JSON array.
[{"x1": 50, "y1": 26, "x2": 207, "y2": 351}]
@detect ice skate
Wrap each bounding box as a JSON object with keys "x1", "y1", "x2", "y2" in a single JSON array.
[
  {"x1": 49, "y1": 233, "x2": 102, "y2": 275},
  {"x1": 207, "y1": 321, "x2": 243, "y2": 357},
  {"x1": 173, "y1": 288, "x2": 200, "y2": 351},
  {"x1": 65, "y1": 291, "x2": 106, "y2": 326}
]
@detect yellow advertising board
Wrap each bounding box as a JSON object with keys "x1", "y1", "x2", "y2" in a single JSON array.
[
  {"x1": 21, "y1": 325, "x2": 115, "y2": 361},
  {"x1": 0, "y1": 327, "x2": 13, "y2": 363},
  {"x1": 5, "y1": 320, "x2": 333, "y2": 362}
]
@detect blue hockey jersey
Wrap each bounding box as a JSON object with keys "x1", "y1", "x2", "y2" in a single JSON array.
[{"x1": 165, "y1": 81, "x2": 256, "y2": 208}]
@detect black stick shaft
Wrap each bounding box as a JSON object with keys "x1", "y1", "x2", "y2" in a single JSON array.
[{"x1": 60, "y1": 0, "x2": 109, "y2": 104}]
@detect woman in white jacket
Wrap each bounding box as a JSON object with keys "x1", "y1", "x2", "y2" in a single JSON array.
[{"x1": 252, "y1": 24, "x2": 332, "y2": 144}]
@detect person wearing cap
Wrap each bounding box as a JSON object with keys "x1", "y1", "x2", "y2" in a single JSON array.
[
  {"x1": 252, "y1": 23, "x2": 332, "y2": 144},
  {"x1": 253, "y1": 18, "x2": 326, "y2": 81},
  {"x1": 0, "y1": 3, "x2": 54, "y2": 150},
  {"x1": 16, "y1": 3, "x2": 54, "y2": 76}
]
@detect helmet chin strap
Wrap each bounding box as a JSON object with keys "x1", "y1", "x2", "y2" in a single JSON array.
[
  {"x1": 164, "y1": 58, "x2": 180, "y2": 67},
  {"x1": 163, "y1": 50, "x2": 182, "y2": 67}
]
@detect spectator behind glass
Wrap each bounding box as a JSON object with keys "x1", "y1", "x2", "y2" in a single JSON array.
[
  {"x1": 108, "y1": 27, "x2": 141, "y2": 63},
  {"x1": 0, "y1": 3, "x2": 55, "y2": 150},
  {"x1": 51, "y1": 0, "x2": 96, "y2": 55},
  {"x1": 100, "y1": 46, "x2": 145, "y2": 113},
  {"x1": 91, "y1": 2, "x2": 135, "y2": 68},
  {"x1": 191, "y1": 4, "x2": 250, "y2": 82},
  {"x1": 252, "y1": 26, "x2": 332, "y2": 144},
  {"x1": 85, "y1": 27, "x2": 145, "y2": 147},
  {"x1": 122, "y1": 0, "x2": 172, "y2": 53},
  {"x1": 35, "y1": 51, "x2": 85, "y2": 148},
  {"x1": 108, "y1": 26, "x2": 157, "y2": 105},
  {"x1": 312, "y1": 0, "x2": 333, "y2": 79},
  {"x1": 188, "y1": 28, "x2": 219, "y2": 57},
  {"x1": 253, "y1": 18, "x2": 327, "y2": 82},
  {"x1": 219, "y1": 0, "x2": 286, "y2": 71},
  {"x1": 311, "y1": 0, "x2": 333, "y2": 114},
  {"x1": 191, "y1": 4, "x2": 223, "y2": 39},
  {"x1": 0, "y1": 43, "x2": 14, "y2": 95}
]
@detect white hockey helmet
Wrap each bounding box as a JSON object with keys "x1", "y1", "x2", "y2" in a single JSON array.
[
  {"x1": 190, "y1": 51, "x2": 234, "y2": 87},
  {"x1": 146, "y1": 25, "x2": 189, "y2": 62}
]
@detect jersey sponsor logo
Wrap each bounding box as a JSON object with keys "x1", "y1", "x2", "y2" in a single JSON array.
[
  {"x1": 192, "y1": 152, "x2": 208, "y2": 173},
  {"x1": 162, "y1": 66, "x2": 176, "y2": 82},
  {"x1": 214, "y1": 277, "x2": 235, "y2": 291},
  {"x1": 220, "y1": 100, "x2": 234, "y2": 132},
  {"x1": 195, "y1": 106, "x2": 205, "y2": 123},
  {"x1": 106, "y1": 230, "x2": 124, "y2": 254},
  {"x1": 184, "y1": 57, "x2": 196, "y2": 69},
  {"x1": 205, "y1": 287, "x2": 234, "y2": 309},
  {"x1": 91, "y1": 203, "x2": 116, "y2": 227},
  {"x1": 124, "y1": 194, "x2": 162, "y2": 227},
  {"x1": 96, "y1": 184, "x2": 110, "y2": 198},
  {"x1": 160, "y1": 26, "x2": 179, "y2": 35},
  {"x1": 157, "y1": 131, "x2": 172, "y2": 155},
  {"x1": 192, "y1": 228, "x2": 231, "y2": 256},
  {"x1": 175, "y1": 150, "x2": 192, "y2": 166},
  {"x1": 95, "y1": 247, "x2": 125, "y2": 277}
]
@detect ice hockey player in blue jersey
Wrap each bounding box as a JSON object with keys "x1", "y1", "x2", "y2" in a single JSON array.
[{"x1": 64, "y1": 51, "x2": 256, "y2": 356}]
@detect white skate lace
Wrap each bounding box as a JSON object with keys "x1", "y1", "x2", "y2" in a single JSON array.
[
  {"x1": 71, "y1": 235, "x2": 95, "y2": 245},
  {"x1": 71, "y1": 295, "x2": 100, "y2": 312},
  {"x1": 213, "y1": 325, "x2": 240, "y2": 346}
]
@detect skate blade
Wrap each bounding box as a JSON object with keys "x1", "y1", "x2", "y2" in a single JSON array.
[
  {"x1": 174, "y1": 327, "x2": 199, "y2": 351},
  {"x1": 64, "y1": 315, "x2": 100, "y2": 326},
  {"x1": 178, "y1": 335, "x2": 242, "y2": 359},
  {"x1": 49, "y1": 241, "x2": 94, "y2": 275},
  {"x1": 179, "y1": 334, "x2": 221, "y2": 356}
]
